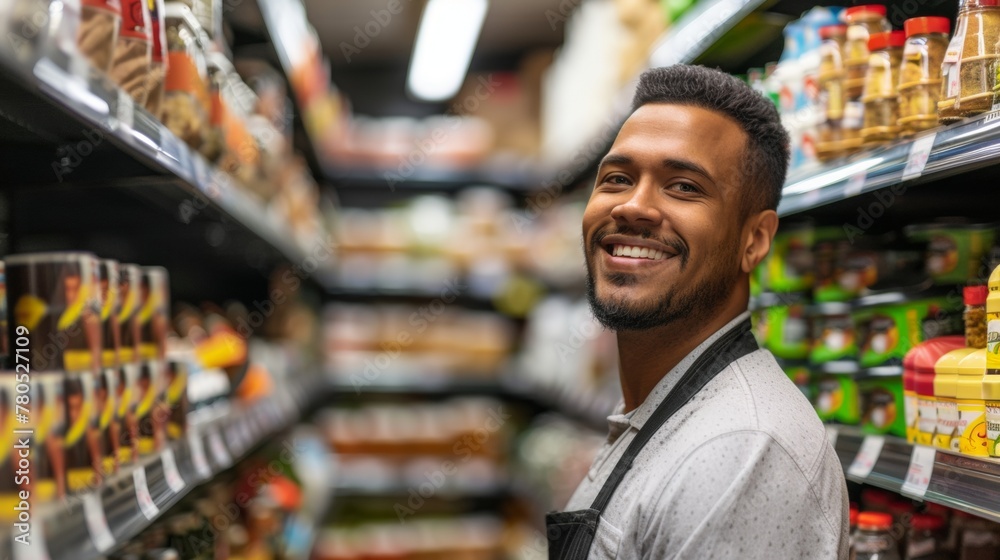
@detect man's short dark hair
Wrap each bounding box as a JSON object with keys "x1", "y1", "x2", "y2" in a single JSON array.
[{"x1": 631, "y1": 65, "x2": 789, "y2": 213}]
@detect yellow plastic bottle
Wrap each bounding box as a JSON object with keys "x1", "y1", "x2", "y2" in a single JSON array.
[
  {"x1": 934, "y1": 348, "x2": 977, "y2": 451},
  {"x1": 956, "y1": 349, "x2": 989, "y2": 456},
  {"x1": 984, "y1": 265, "x2": 1000, "y2": 456}
]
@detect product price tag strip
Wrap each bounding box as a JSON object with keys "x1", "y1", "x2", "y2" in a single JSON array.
[{"x1": 0, "y1": 380, "x2": 307, "y2": 560}]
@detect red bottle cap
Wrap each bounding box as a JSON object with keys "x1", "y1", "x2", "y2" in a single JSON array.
[
  {"x1": 820, "y1": 24, "x2": 847, "y2": 39},
  {"x1": 858, "y1": 511, "x2": 894, "y2": 530},
  {"x1": 964, "y1": 285, "x2": 988, "y2": 306},
  {"x1": 868, "y1": 30, "x2": 906, "y2": 51},
  {"x1": 904, "y1": 16, "x2": 951, "y2": 37},
  {"x1": 845, "y1": 4, "x2": 888, "y2": 18},
  {"x1": 910, "y1": 514, "x2": 946, "y2": 531}
]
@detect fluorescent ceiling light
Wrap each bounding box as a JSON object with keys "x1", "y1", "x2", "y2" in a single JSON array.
[{"x1": 407, "y1": 0, "x2": 488, "y2": 102}]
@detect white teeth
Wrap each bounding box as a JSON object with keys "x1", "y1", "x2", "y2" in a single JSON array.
[{"x1": 611, "y1": 245, "x2": 669, "y2": 261}]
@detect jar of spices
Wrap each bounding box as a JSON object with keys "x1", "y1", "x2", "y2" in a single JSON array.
[
  {"x1": 79, "y1": 0, "x2": 122, "y2": 72},
  {"x1": 843, "y1": 5, "x2": 891, "y2": 150},
  {"x1": 965, "y1": 285, "x2": 988, "y2": 348},
  {"x1": 109, "y1": 0, "x2": 152, "y2": 104},
  {"x1": 862, "y1": 31, "x2": 906, "y2": 145},
  {"x1": 162, "y1": 2, "x2": 210, "y2": 149},
  {"x1": 898, "y1": 17, "x2": 950, "y2": 135},
  {"x1": 940, "y1": 0, "x2": 1000, "y2": 120},
  {"x1": 817, "y1": 24, "x2": 847, "y2": 161}
]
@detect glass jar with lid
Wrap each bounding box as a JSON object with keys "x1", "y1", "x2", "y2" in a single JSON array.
[
  {"x1": 162, "y1": 1, "x2": 210, "y2": 149},
  {"x1": 843, "y1": 5, "x2": 891, "y2": 151},
  {"x1": 79, "y1": 0, "x2": 121, "y2": 72},
  {"x1": 940, "y1": 0, "x2": 1000, "y2": 120},
  {"x1": 817, "y1": 24, "x2": 847, "y2": 161},
  {"x1": 204, "y1": 51, "x2": 231, "y2": 163},
  {"x1": 145, "y1": 0, "x2": 167, "y2": 118},
  {"x1": 898, "y1": 17, "x2": 950, "y2": 135},
  {"x1": 861, "y1": 31, "x2": 906, "y2": 145}
]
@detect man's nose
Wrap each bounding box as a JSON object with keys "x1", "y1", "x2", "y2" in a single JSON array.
[{"x1": 609, "y1": 182, "x2": 662, "y2": 226}]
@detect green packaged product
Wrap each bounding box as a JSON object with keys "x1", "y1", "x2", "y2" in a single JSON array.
[
  {"x1": 762, "y1": 223, "x2": 814, "y2": 293},
  {"x1": 814, "y1": 362, "x2": 862, "y2": 424},
  {"x1": 854, "y1": 289, "x2": 960, "y2": 368},
  {"x1": 754, "y1": 293, "x2": 811, "y2": 359},
  {"x1": 810, "y1": 301, "x2": 858, "y2": 364},
  {"x1": 813, "y1": 227, "x2": 854, "y2": 303},
  {"x1": 858, "y1": 367, "x2": 906, "y2": 437},
  {"x1": 905, "y1": 222, "x2": 997, "y2": 285}
]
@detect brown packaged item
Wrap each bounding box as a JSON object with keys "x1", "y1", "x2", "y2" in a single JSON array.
[
  {"x1": 162, "y1": 2, "x2": 210, "y2": 149},
  {"x1": 861, "y1": 31, "x2": 905, "y2": 146},
  {"x1": 940, "y1": 0, "x2": 1000, "y2": 120},
  {"x1": 117, "y1": 264, "x2": 142, "y2": 464},
  {"x1": 97, "y1": 259, "x2": 120, "y2": 474},
  {"x1": 897, "y1": 17, "x2": 950, "y2": 135},
  {"x1": 145, "y1": 0, "x2": 168, "y2": 118},
  {"x1": 136, "y1": 267, "x2": 169, "y2": 455},
  {"x1": 817, "y1": 24, "x2": 848, "y2": 161},
  {"x1": 843, "y1": 5, "x2": 891, "y2": 151},
  {"x1": 110, "y1": 0, "x2": 153, "y2": 104},
  {"x1": 79, "y1": 0, "x2": 122, "y2": 72}
]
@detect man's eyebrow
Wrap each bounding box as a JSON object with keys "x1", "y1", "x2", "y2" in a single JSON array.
[
  {"x1": 598, "y1": 153, "x2": 632, "y2": 168},
  {"x1": 663, "y1": 158, "x2": 713, "y2": 182}
]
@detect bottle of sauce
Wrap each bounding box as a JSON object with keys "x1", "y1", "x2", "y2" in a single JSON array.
[
  {"x1": 934, "y1": 347, "x2": 976, "y2": 451},
  {"x1": 983, "y1": 265, "x2": 1000, "y2": 456}
]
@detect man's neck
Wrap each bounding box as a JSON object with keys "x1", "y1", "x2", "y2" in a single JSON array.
[{"x1": 616, "y1": 298, "x2": 748, "y2": 413}]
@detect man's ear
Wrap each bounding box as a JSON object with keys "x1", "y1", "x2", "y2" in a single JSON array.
[{"x1": 741, "y1": 209, "x2": 779, "y2": 274}]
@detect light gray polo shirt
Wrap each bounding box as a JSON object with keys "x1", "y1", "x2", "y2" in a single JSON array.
[{"x1": 564, "y1": 312, "x2": 850, "y2": 559}]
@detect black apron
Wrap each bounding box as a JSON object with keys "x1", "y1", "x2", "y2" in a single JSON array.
[{"x1": 545, "y1": 319, "x2": 758, "y2": 559}]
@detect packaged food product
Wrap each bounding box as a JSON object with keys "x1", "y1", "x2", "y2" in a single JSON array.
[
  {"x1": 910, "y1": 336, "x2": 966, "y2": 446},
  {"x1": 854, "y1": 290, "x2": 959, "y2": 368},
  {"x1": 145, "y1": 0, "x2": 168, "y2": 118},
  {"x1": 842, "y1": 5, "x2": 891, "y2": 150},
  {"x1": 955, "y1": 348, "x2": 988, "y2": 456},
  {"x1": 861, "y1": 31, "x2": 905, "y2": 145},
  {"x1": 97, "y1": 259, "x2": 120, "y2": 474},
  {"x1": 940, "y1": 0, "x2": 1000, "y2": 119},
  {"x1": 762, "y1": 222, "x2": 814, "y2": 293},
  {"x1": 32, "y1": 374, "x2": 66, "y2": 501},
  {"x1": 162, "y1": 2, "x2": 209, "y2": 149},
  {"x1": 754, "y1": 292, "x2": 811, "y2": 359},
  {"x1": 904, "y1": 222, "x2": 996, "y2": 285},
  {"x1": 110, "y1": 0, "x2": 152, "y2": 104},
  {"x1": 897, "y1": 17, "x2": 950, "y2": 135},
  {"x1": 203, "y1": 51, "x2": 229, "y2": 162},
  {"x1": 858, "y1": 368, "x2": 906, "y2": 437},
  {"x1": 809, "y1": 301, "x2": 857, "y2": 365},
  {"x1": 79, "y1": 0, "x2": 121, "y2": 72},
  {"x1": 117, "y1": 263, "x2": 142, "y2": 464},
  {"x1": 0, "y1": 0, "x2": 52, "y2": 63},
  {"x1": 137, "y1": 267, "x2": 169, "y2": 455},
  {"x1": 904, "y1": 346, "x2": 918, "y2": 442},
  {"x1": 906, "y1": 514, "x2": 948, "y2": 560},
  {"x1": 965, "y1": 285, "x2": 989, "y2": 348},
  {"x1": 934, "y1": 347, "x2": 976, "y2": 450},
  {"x1": 813, "y1": 361, "x2": 861, "y2": 424},
  {"x1": 813, "y1": 228, "x2": 853, "y2": 303},
  {"x1": 983, "y1": 264, "x2": 1000, "y2": 456},
  {"x1": 817, "y1": 24, "x2": 848, "y2": 161},
  {"x1": 853, "y1": 512, "x2": 900, "y2": 560},
  {"x1": 163, "y1": 355, "x2": 188, "y2": 440}
]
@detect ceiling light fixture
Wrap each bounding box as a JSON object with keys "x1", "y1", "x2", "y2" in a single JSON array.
[{"x1": 407, "y1": 0, "x2": 489, "y2": 102}]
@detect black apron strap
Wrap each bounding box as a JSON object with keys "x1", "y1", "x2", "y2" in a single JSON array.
[
  {"x1": 545, "y1": 318, "x2": 758, "y2": 560},
  {"x1": 589, "y1": 318, "x2": 758, "y2": 512}
]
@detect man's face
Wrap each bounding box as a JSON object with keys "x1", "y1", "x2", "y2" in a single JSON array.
[{"x1": 582, "y1": 103, "x2": 749, "y2": 331}]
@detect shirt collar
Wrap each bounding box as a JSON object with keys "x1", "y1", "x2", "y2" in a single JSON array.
[{"x1": 608, "y1": 311, "x2": 752, "y2": 432}]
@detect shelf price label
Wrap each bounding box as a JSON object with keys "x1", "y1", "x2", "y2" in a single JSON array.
[
  {"x1": 901, "y1": 132, "x2": 937, "y2": 182},
  {"x1": 82, "y1": 493, "x2": 115, "y2": 552},
  {"x1": 208, "y1": 428, "x2": 233, "y2": 468},
  {"x1": 161, "y1": 448, "x2": 186, "y2": 494},
  {"x1": 901, "y1": 446, "x2": 937, "y2": 499},
  {"x1": 116, "y1": 89, "x2": 134, "y2": 130},
  {"x1": 189, "y1": 428, "x2": 212, "y2": 479},
  {"x1": 848, "y1": 435, "x2": 885, "y2": 479},
  {"x1": 133, "y1": 466, "x2": 160, "y2": 520}
]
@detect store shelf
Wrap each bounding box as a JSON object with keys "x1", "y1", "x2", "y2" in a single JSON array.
[
  {"x1": 326, "y1": 375, "x2": 612, "y2": 433},
  {"x1": 779, "y1": 110, "x2": 1000, "y2": 217},
  {"x1": 0, "y1": 48, "x2": 337, "y2": 293},
  {"x1": 327, "y1": 287, "x2": 500, "y2": 312},
  {"x1": 830, "y1": 425, "x2": 1000, "y2": 523},
  {"x1": 0, "y1": 374, "x2": 324, "y2": 560}
]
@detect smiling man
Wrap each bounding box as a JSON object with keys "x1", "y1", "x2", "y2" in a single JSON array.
[{"x1": 546, "y1": 66, "x2": 849, "y2": 559}]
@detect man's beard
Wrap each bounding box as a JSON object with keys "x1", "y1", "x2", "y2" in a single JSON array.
[{"x1": 584, "y1": 231, "x2": 740, "y2": 332}]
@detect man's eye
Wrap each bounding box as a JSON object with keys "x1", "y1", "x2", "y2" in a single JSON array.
[
  {"x1": 605, "y1": 175, "x2": 630, "y2": 185},
  {"x1": 670, "y1": 182, "x2": 699, "y2": 193}
]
